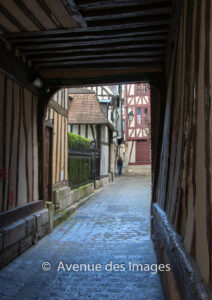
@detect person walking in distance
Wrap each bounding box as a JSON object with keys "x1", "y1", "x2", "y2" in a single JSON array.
[{"x1": 117, "y1": 156, "x2": 123, "y2": 175}]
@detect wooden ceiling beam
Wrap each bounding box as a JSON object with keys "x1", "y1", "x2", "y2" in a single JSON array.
[
  {"x1": 0, "y1": 3, "x2": 26, "y2": 32},
  {"x1": 12, "y1": 0, "x2": 46, "y2": 31},
  {"x1": 77, "y1": 0, "x2": 171, "y2": 10},
  {"x1": 26, "y1": 44, "x2": 165, "y2": 57},
  {"x1": 82, "y1": 2, "x2": 172, "y2": 18},
  {"x1": 18, "y1": 35, "x2": 167, "y2": 51},
  {"x1": 4, "y1": 20, "x2": 170, "y2": 39},
  {"x1": 36, "y1": 56, "x2": 165, "y2": 67},
  {"x1": 86, "y1": 15, "x2": 170, "y2": 27},
  {"x1": 39, "y1": 57, "x2": 164, "y2": 69},
  {"x1": 0, "y1": 24, "x2": 9, "y2": 34},
  {"x1": 33, "y1": 50, "x2": 165, "y2": 63},
  {"x1": 10, "y1": 28, "x2": 169, "y2": 45},
  {"x1": 37, "y1": 57, "x2": 164, "y2": 67},
  {"x1": 35, "y1": 0, "x2": 63, "y2": 28},
  {"x1": 84, "y1": 8, "x2": 172, "y2": 21},
  {"x1": 60, "y1": 0, "x2": 87, "y2": 27},
  {"x1": 41, "y1": 68, "x2": 163, "y2": 85},
  {"x1": 40, "y1": 63, "x2": 163, "y2": 72}
]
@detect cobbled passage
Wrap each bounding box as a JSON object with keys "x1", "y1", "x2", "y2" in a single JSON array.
[{"x1": 0, "y1": 176, "x2": 164, "y2": 300}]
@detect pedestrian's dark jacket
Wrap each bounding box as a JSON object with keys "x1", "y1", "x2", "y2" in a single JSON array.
[{"x1": 117, "y1": 158, "x2": 123, "y2": 167}]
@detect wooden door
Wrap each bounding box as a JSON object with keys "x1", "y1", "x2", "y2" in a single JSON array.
[
  {"x1": 136, "y1": 140, "x2": 151, "y2": 163},
  {"x1": 45, "y1": 126, "x2": 52, "y2": 201}
]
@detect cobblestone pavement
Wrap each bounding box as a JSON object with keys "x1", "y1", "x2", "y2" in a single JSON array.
[{"x1": 0, "y1": 176, "x2": 164, "y2": 300}]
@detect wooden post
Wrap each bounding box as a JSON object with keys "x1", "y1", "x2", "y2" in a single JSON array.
[{"x1": 37, "y1": 87, "x2": 58, "y2": 201}]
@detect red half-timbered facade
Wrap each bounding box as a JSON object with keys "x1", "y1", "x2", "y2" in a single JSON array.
[{"x1": 125, "y1": 83, "x2": 151, "y2": 165}]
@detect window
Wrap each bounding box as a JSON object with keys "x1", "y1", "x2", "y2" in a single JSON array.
[
  {"x1": 137, "y1": 108, "x2": 142, "y2": 124},
  {"x1": 68, "y1": 124, "x2": 73, "y2": 133},
  {"x1": 144, "y1": 108, "x2": 148, "y2": 115},
  {"x1": 143, "y1": 84, "x2": 147, "y2": 93},
  {"x1": 136, "y1": 84, "x2": 141, "y2": 93}
]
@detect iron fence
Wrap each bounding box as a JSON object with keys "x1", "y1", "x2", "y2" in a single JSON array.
[{"x1": 68, "y1": 147, "x2": 100, "y2": 189}]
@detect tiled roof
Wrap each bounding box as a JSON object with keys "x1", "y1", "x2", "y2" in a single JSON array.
[{"x1": 68, "y1": 91, "x2": 109, "y2": 125}]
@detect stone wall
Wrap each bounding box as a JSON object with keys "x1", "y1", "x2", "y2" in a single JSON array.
[
  {"x1": 95, "y1": 177, "x2": 110, "y2": 189},
  {"x1": 0, "y1": 209, "x2": 49, "y2": 268},
  {"x1": 125, "y1": 164, "x2": 151, "y2": 176},
  {"x1": 52, "y1": 186, "x2": 72, "y2": 214},
  {"x1": 53, "y1": 183, "x2": 95, "y2": 228},
  {"x1": 52, "y1": 183, "x2": 96, "y2": 215}
]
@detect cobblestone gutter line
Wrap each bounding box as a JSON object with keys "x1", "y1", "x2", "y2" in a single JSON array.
[{"x1": 53, "y1": 192, "x2": 95, "y2": 228}]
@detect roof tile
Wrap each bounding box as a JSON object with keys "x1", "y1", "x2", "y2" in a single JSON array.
[{"x1": 68, "y1": 91, "x2": 108, "y2": 125}]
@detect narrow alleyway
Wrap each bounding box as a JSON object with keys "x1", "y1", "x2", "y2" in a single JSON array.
[{"x1": 0, "y1": 177, "x2": 164, "y2": 300}]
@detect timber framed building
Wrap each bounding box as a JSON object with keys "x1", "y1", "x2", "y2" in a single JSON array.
[
  {"x1": 0, "y1": 1, "x2": 212, "y2": 298},
  {"x1": 68, "y1": 88, "x2": 116, "y2": 182}
]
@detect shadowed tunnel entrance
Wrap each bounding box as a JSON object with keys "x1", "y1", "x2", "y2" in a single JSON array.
[{"x1": 0, "y1": 1, "x2": 212, "y2": 299}]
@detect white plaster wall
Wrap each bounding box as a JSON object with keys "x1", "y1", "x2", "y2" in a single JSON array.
[
  {"x1": 101, "y1": 144, "x2": 109, "y2": 176},
  {"x1": 72, "y1": 125, "x2": 78, "y2": 135}
]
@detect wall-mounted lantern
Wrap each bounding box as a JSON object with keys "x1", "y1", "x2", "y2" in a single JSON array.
[{"x1": 128, "y1": 110, "x2": 134, "y2": 123}]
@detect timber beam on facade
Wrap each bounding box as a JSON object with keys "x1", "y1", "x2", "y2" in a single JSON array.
[
  {"x1": 0, "y1": 44, "x2": 40, "y2": 95},
  {"x1": 48, "y1": 99, "x2": 69, "y2": 118}
]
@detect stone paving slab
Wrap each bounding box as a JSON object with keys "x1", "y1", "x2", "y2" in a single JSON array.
[{"x1": 0, "y1": 176, "x2": 164, "y2": 300}]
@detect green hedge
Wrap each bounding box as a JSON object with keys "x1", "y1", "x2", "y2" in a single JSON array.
[
  {"x1": 68, "y1": 133, "x2": 92, "y2": 188},
  {"x1": 68, "y1": 132, "x2": 91, "y2": 150}
]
